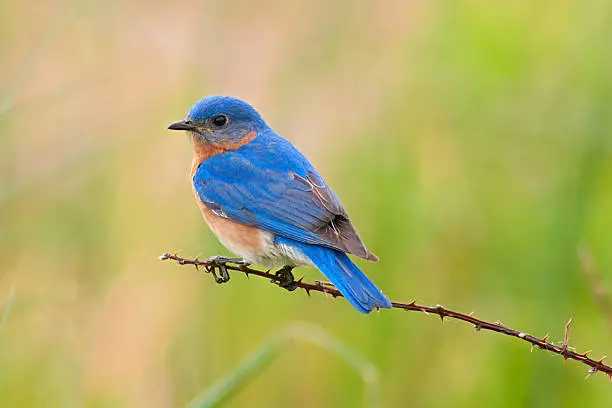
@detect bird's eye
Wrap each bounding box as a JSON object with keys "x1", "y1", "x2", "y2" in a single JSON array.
[{"x1": 212, "y1": 115, "x2": 228, "y2": 127}]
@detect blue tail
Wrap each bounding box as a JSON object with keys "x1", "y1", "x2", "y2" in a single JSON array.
[{"x1": 297, "y1": 243, "x2": 392, "y2": 314}]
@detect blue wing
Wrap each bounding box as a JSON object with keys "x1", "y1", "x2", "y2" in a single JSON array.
[{"x1": 193, "y1": 132, "x2": 376, "y2": 261}]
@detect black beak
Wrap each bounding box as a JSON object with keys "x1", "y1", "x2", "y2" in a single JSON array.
[{"x1": 168, "y1": 120, "x2": 196, "y2": 131}]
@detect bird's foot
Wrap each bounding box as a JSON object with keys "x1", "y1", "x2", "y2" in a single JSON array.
[
  {"x1": 205, "y1": 256, "x2": 249, "y2": 284},
  {"x1": 275, "y1": 266, "x2": 298, "y2": 291}
]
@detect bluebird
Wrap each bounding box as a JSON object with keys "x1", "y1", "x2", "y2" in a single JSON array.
[{"x1": 168, "y1": 96, "x2": 391, "y2": 313}]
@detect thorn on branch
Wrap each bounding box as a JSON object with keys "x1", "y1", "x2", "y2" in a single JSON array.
[
  {"x1": 588, "y1": 367, "x2": 600, "y2": 379},
  {"x1": 562, "y1": 318, "x2": 573, "y2": 348},
  {"x1": 560, "y1": 317, "x2": 573, "y2": 360},
  {"x1": 434, "y1": 304, "x2": 446, "y2": 321},
  {"x1": 586, "y1": 367, "x2": 598, "y2": 379}
]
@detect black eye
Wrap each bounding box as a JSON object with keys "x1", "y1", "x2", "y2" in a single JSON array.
[{"x1": 212, "y1": 115, "x2": 228, "y2": 127}]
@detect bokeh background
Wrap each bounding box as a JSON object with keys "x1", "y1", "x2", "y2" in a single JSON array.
[{"x1": 2, "y1": 0, "x2": 612, "y2": 406}]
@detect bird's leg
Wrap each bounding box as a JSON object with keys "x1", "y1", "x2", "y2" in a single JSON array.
[
  {"x1": 205, "y1": 255, "x2": 250, "y2": 265},
  {"x1": 275, "y1": 265, "x2": 298, "y2": 291},
  {"x1": 205, "y1": 256, "x2": 250, "y2": 284}
]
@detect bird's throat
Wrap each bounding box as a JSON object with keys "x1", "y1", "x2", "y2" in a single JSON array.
[{"x1": 189, "y1": 131, "x2": 257, "y2": 177}]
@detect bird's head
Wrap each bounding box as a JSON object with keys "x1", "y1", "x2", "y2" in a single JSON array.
[{"x1": 168, "y1": 96, "x2": 267, "y2": 147}]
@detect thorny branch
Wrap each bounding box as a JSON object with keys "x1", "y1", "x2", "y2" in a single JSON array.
[{"x1": 160, "y1": 252, "x2": 612, "y2": 380}]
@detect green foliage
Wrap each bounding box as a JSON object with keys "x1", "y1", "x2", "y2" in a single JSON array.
[
  {"x1": 0, "y1": 287, "x2": 15, "y2": 332},
  {"x1": 186, "y1": 323, "x2": 378, "y2": 408}
]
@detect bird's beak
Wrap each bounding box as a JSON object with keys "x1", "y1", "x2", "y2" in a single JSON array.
[{"x1": 168, "y1": 120, "x2": 196, "y2": 131}]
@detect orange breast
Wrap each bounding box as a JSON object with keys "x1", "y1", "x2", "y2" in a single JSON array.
[
  {"x1": 198, "y1": 204, "x2": 266, "y2": 257},
  {"x1": 189, "y1": 130, "x2": 257, "y2": 176}
]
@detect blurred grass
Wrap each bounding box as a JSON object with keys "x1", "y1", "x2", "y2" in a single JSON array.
[
  {"x1": 186, "y1": 322, "x2": 378, "y2": 408},
  {"x1": 1, "y1": 0, "x2": 612, "y2": 407},
  {"x1": 0, "y1": 287, "x2": 15, "y2": 331}
]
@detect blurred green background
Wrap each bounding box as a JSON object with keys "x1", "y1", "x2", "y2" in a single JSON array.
[{"x1": 2, "y1": 0, "x2": 612, "y2": 406}]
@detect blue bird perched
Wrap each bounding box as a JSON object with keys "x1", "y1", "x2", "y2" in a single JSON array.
[{"x1": 168, "y1": 96, "x2": 391, "y2": 313}]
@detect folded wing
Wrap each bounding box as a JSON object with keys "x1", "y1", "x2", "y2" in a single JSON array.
[{"x1": 193, "y1": 138, "x2": 377, "y2": 261}]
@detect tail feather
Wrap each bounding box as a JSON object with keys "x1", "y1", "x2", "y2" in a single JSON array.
[{"x1": 299, "y1": 244, "x2": 391, "y2": 314}]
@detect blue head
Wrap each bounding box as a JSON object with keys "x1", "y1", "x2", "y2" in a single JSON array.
[{"x1": 168, "y1": 96, "x2": 268, "y2": 146}]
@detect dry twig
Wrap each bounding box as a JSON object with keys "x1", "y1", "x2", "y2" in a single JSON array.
[{"x1": 160, "y1": 252, "x2": 612, "y2": 380}]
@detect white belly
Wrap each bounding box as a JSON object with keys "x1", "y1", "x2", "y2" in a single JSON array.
[{"x1": 201, "y1": 206, "x2": 313, "y2": 268}]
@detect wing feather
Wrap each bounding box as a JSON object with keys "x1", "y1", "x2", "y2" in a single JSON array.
[{"x1": 193, "y1": 136, "x2": 376, "y2": 261}]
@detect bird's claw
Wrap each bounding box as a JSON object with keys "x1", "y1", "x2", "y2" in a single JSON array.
[
  {"x1": 206, "y1": 262, "x2": 230, "y2": 284},
  {"x1": 275, "y1": 266, "x2": 298, "y2": 291},
  {"x1": 204, "y1": 256, "x2": 247, "y2": 284}
]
